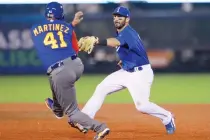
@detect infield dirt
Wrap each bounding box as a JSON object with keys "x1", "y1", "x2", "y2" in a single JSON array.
[{"x1": 0, "y1": 104, "x2": 209, "y2": 140}]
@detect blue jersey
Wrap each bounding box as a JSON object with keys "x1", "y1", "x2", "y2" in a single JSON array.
[
  {"x1": 31, "y1": 19, "x2": 76, "y2": 70},
  {"x1": 115, "y1": 25, "x2": 150, "y2": 71}
]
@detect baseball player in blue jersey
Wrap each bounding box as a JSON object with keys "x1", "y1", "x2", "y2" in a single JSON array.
[
  {"x1": 79, "y1": 6, "x2": 176, "y2": 134},
  {"x1": 31, "y1": 2, "x2": 110, "y2": 139}
]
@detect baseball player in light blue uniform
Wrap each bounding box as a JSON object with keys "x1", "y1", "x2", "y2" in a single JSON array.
[{"x1": 82, "y1": 6, "x2": 176, "y2": 134}]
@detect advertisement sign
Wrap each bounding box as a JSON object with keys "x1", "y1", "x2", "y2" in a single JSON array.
[
  {"x1": 147, "y1": 49, "x2": 174, "y2": 68},
  {"x1": 0, "y1": 19, "x2": 45, "y2": 74},
  {"x1": 0, "y1": 14, "x2": 209, "y2": 74}
]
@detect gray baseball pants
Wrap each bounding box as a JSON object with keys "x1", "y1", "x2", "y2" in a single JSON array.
[{"x1": 47, "y1": 56, "x2": 107, "y2": 133}]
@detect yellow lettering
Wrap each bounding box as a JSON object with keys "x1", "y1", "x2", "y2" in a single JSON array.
[
  {"x1": 60, "y1": 25, "x2": 64, "y2": 32},
  {"x1": 57, "y1": 31, "x2": 67, "y2": 48},
  {"x1": 64, "y1": 27, "x2": 69, "y2": 34},
  {"x1": 43, "y1": 32, "x2": 58, "y2": 49},
  {"x1": 33, "y1": 28, "x2": 39, "y2": 36},
  {"x1": 52, "y1": 24, "x2": 55, "y2": 30},
  {"x1": 48, "y1": 24, "x2": 52, "y2": 31},
  {"x1": 38, "y1": 26, "x2": 43, "y2": 33},
  {"x1": 43, "y1": 32, "x2": 67, "y2": 49},
  {"x1": 55, "y1": 24, "x2": 60, "y2": 31},
  {"x1": 43, "y1": 24, "x2": 48, "y2": 32}
]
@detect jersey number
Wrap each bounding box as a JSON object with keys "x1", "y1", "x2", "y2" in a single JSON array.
[{"x1": 43, "y1": 32, "x2": 67, "y2": 49}]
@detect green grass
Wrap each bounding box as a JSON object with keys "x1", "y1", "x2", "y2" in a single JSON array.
[{"x1": 0, "y1": 74, "x2": 209, "y2": 104}]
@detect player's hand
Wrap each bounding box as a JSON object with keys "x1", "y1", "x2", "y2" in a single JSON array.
[
  {"x1": 72, "y1": 11, "x2": 84, "y2": 26},
  {"x1": 78, "y1": 36, "x2": 98, "y2": 54}
]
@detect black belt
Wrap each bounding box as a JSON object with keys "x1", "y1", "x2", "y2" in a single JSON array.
[
  {"x1": 47, "y1": 55, "x2": 77, "y2": 75},
  {"x1": 127, "y1": 66, "x2": 143, "y2": 72}
]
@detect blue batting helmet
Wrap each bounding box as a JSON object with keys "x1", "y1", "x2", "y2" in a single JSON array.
[
  {"x1": 113, "y1": 6, "x2": 130, "y2": 17},
  {"x1": 45, "y1": 2, "x2": 64, "y2": 20}
]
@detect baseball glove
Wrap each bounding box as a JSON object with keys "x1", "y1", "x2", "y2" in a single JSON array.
[{"x1": 78, "y1": 36, "x2": 98, "y2": 54}]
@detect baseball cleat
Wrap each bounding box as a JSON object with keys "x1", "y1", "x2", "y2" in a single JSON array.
[
  {"x1": 165, "y1": 116, "x2": 176, "y2": 134},
  {"x1": 45, "y1": 98, "x2": 63, "y2": 119},
  {"x1": 94, "y1": 128, "x2": 110, "y2": 140},
  {"x1": 68, "y1": 121, "x2": 89, "y2": 134}
]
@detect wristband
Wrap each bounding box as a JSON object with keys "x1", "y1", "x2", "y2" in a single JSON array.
[{"x1": 98, "y1": 38, "x2": 107, "y2": 46}]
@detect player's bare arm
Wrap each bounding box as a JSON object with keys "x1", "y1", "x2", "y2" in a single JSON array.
[{"x1": 72, "y1": 11, "x2": 84, "y2": 26}]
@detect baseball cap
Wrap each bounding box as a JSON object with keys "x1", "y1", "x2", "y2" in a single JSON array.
[{"x1": 112, "y1": 6, "x2": 130, "y2": 17}]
